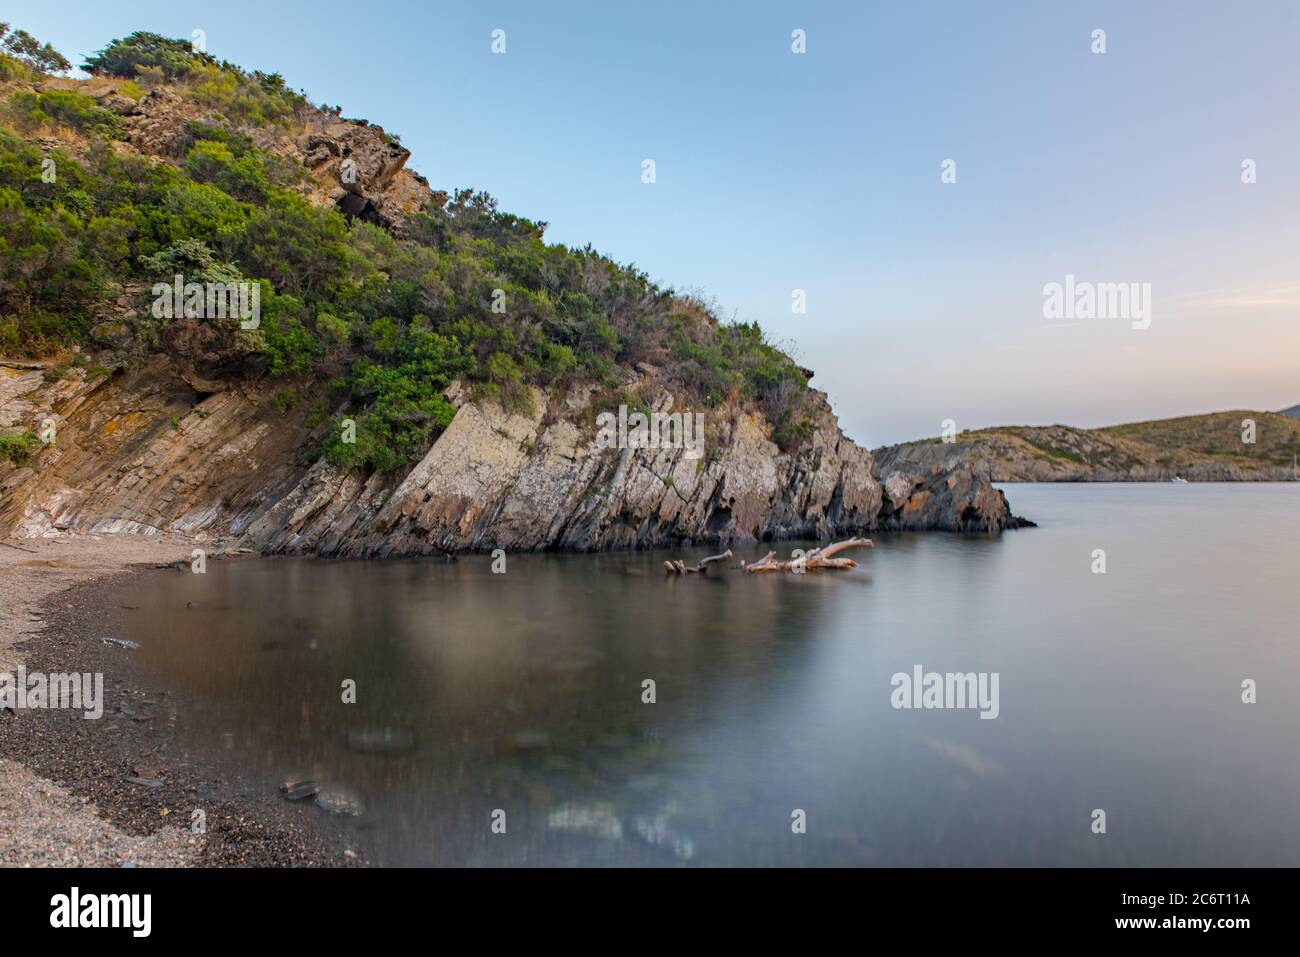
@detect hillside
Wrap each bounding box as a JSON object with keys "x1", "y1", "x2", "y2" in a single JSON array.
[
  {"x1": 874, "y1": 411, "x2": 1300, "y2": 483},
  {"x1": 0, "y1": 29, "x2": 1021, "y2": 549}
]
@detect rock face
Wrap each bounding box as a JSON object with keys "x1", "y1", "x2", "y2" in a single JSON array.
[
  {"x1": 297, "y1": 119, "x2": 428, "y2": 231},
  {"x1": 42, "y1": 78, "x2": 434, "y2": 231},
  {"x1": 0, "y1": 77, "x2": 1026, "y2": 551},
  {"x1": 876, "y1": 463, "x2": 1029, "y2": 533},
  {"x1": 0, "y1": 358, "x2": 1024, "y2": 553}
]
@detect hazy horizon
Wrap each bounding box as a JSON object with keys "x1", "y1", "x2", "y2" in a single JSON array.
[{"x1": 14, "y1": 0, "x2": 1299, "y2": 446}]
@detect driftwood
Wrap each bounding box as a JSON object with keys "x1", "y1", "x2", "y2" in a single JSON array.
[
  {"x1": 740, "y1": 537, "x2": 873, "y2": 573},
  {"x1": 663, "y1": 549, "x2": 733, "y2": 575},
  {"x1": 663, "y1": 539, "x2": 873, "y2": 576}
]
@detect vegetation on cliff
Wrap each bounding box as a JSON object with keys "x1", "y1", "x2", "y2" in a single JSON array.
[
  {"x1": 0, "y1": 28, "x2": 816, "y2": 473},
  {"x1": 875, "y1": 411, "x2": 1300, "y2": 481}
]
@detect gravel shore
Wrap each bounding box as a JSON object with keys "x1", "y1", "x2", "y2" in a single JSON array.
[{"x1": 1, "y1": 535, "x2": 362, "y2": 868}]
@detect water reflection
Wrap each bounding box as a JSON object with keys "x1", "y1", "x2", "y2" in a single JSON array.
[{"x1": 119, "y1": 485, "x2": 1300, "y2": 865}]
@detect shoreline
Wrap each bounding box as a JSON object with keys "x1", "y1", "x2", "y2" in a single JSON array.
[{"x1": 0, "y1": 535, "x2": 362, "y2": 868}]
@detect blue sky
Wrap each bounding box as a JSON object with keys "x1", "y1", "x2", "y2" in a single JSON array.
[{"x1": 13, "y1": 0, "x2": 1300, "y2": 444}]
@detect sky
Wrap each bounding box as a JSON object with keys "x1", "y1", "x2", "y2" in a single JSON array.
[{"x1": 11, "y1": 0, "x2": 1300, "y2": 445}]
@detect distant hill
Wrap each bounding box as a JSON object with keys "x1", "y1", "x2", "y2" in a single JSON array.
[
  {"x1": 1280, "y1": 405, "x2": 1300, "y2": 418},
  {"x1": 874, "y1": 411, "x2": 1300, "y2": 482}
]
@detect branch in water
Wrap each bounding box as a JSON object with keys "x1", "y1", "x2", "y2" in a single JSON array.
[
  {"x1": 663, "y1": 549, "x2": 733, "y2": 575},
  {"x1": 740, "y1": 538, "x2": 872, "y2": 573}
]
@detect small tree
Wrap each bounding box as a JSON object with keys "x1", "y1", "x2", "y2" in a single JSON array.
[
  {"x1": 81, "y1": 31, "x2": 213, "y2": 80},
  {"x1": 0, "y1": 23, "x2": 71, "y2": 74}
]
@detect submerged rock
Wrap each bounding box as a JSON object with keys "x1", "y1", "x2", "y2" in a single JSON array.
[
  {"x1": 632, "y1": 802, "x2": 696, "y2": 861},
  {"x1": 547, "y1": 802, "x2": 623, "y2": 841},
  {"x1": 314, "y1": 785, "x2": 364, "y2": 816},
  {"x1": 279, "y1": 780, "x2": 320, "y2": 801}
]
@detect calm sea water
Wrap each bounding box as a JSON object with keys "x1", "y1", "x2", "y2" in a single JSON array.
[{"x1": 119, "y1": 484, "x2": 1300, "y2": 866}]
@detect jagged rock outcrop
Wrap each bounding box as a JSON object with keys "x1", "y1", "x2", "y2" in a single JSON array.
[
  {"x1": 41, "y1": 77, "x2": 434, "y2": 230},
  {"x1": 876, "y1": 464, "x2": 1028, "y2": 533},
  {"x1": 297, "y1": 120, "x2": 426, "y2": 230},
  {"x1": 0, "y1": 357, "x2": 1024, "y2": 552}
]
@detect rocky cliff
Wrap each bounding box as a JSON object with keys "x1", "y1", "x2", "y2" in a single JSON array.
[
  {"x1": 0, "y1": 39, "x2": 1025, "y2": 552},
  {"x1": 0, "y1": 354, "x2": 1024, "y2": 553}
]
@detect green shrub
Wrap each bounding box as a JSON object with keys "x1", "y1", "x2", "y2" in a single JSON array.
[
  {"x1": 238, "y1": 192, "x2": 347, "y2": 297},
  {"x1": 0, "y1": 36, "x2": 821, "y2": 468},
  {"x1": 82, "y1": 32, "x2": 211, "y2": 79},
  {"x1": 137, "y1": 238, "x2": 241, "y2": 283},
  {"x1": 0, "y1": 430, "x2": 41, "y2": 462},
  {"x1": 268, "y1": 387, "x2": 296, "y2": 416},
  {"x1": 0, "y1": 52, "x2": 33, "y2": 82},
  {"x1": 7, "y1": 90, "x2": 123, "y2": 138},
  {"x1": 183, "y1": 63, "x2": 303, "y2": 127},
  {"x1": 83, "y1": 33, "x2": 307, "y2": 127},
  {"x1": 0, "y1": 320, "x2": 18, "y2": 352}
]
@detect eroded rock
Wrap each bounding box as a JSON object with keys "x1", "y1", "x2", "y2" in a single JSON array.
[{"x1": 0, "y1": 356, "x2": 1024, "y2": 551}]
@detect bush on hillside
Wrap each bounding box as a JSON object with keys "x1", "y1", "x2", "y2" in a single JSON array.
[{"x1": 2, "y1": 32, "x2": 821, "y2": 466}]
